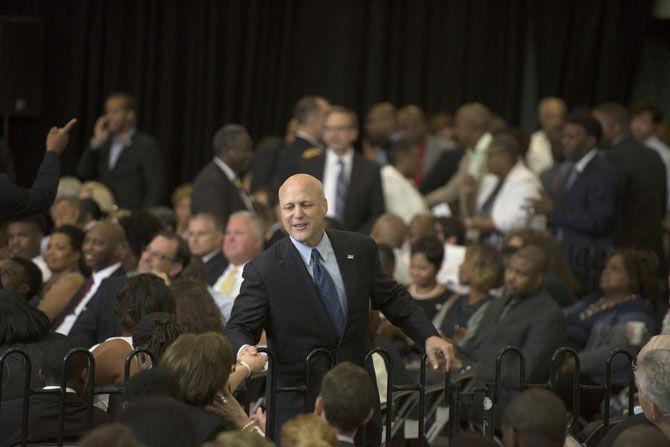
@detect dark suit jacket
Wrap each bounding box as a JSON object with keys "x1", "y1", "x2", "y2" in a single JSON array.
[
  {"x1": 0, "y1": 393, "x2": 110, "y2": 447},
  {"x1": 191, "y1": 160, "x2": 251, "y2": 227},
  {"x1": 300, "y1": 152, "x2": 385, "y2": 234},
  {"x1": 419, "y1": 147, "x2": 465, "y2": 195},
  {"x1": 605, "y1": 136, "x2": 667, "y2": 264},
  {"x1": 224, "y1": 230, "x2": 437, "y2": 437},
  {"x1": 76, "y1": 130, "x2": 164, "y2": 209},
  {"x1": 461, "y1": 287, "x2": 566, "y2": 392},
  {"x1": 550, "y1": 154, "x2": 618, "y2": 253},
  {"x1": 68, "y1": 268, "x2": 127, "y2": 349},
  {"x1": 205, "y1": 251, "x2": 228, "y2": 286},
  {"x1": 274, "y1": 135, "x2": 317, "y2": 187},
  {"x1": 0, "y1": 152, "x2": 60, "y2": 220}
]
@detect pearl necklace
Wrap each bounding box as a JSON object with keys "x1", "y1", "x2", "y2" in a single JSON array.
[
  {"x1": 579, "y1": 294, "x2": 639, "y2": 321},
  {"x1": 410, "y1": 283, "x2": 445, "y2": 299}
]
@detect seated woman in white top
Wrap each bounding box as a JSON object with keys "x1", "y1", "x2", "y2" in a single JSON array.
[{"x1": 465, "y1": 133, "x2": 544, "y2": 245}]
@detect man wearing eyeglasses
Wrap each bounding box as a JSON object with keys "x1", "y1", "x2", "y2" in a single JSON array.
[
  {"x1": 298, "y1": 106, "x2": 384, "y2": 234},
  {"x1": 138, "y1": 231, "x2": 192, "y2": 282},
  {"x1": 70, "y1": 230, "x2": 191, "y2": 348}
]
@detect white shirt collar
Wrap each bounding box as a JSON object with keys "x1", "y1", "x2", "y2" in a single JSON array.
[
  {"x1": 325, "y1": 148, "x2": 354, "y2": 174},
  {"x1": 213, "y1": 157, "x2": 237, "y2": 182},
  {"x1": 574, "y1": 149, "x2": 598, "y2": 174},
  {"x1": 290, "y1": 232, "x2": 333, "y2": 266},
  {"x1": 336, "y1": 434, "x2": 355, "y2": 444},
  {"x1": 202, "y1": 250, "x2": 221, "y2": 263},
  {"x1": 43, "y1": 385, "x2": 77, "y2": 394},
  {"x1": 93, "y1": 262, "x2": 121, "y2": 284}
]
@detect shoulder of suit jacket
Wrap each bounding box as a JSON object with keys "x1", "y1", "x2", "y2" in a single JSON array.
[{"x1": 302, "y1": 147, "x2": 322, "y2": 159}]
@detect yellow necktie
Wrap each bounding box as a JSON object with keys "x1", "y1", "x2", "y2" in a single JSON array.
[{"x1": 218, "y1": 266, "x2": 239, "y2": 295}]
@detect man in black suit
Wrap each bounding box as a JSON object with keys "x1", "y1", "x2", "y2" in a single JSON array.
[
  {"x1": 299, "y1": 107, "x2": 384, "y2": 234},
  {"x1": 457, "y1": 246, "x2": 566, "y2": 421},
  {"x1": 533, "y1": 114, "x2": 618, "y2": 287},
  {"x1": 191, "y1": 124, "x2": 255, "y2": 227},
  {"x1": 224, "y1": 174, "x2": 453, "y2": 439},
  {"x1": 593, "y1": 102, "x2": 667, "y2": 269},
  {"x1": 275, "y1": 95, "x2": 330, "y2": 186},
  {"x1": 70, "y1": 230, "x2": 190, "y2": 348},
  {"x1": 0, "y1": 338, "x2": 110, "y2": 445},
  {"x1": 187, "y1": 213, "x2": 227, "y2": 286},
  {"x1": 61, "y1": 221, "x2": 127, "y2": 342},
  {"x1": 314, "y1": 362, "x2": 375, "y2": 447},
  {"x1": 0, "y1": 119, "x2": 76, "y2": 220},
  {"x1": 76, "y1": 92, "x2": 164, "y2": 210}
]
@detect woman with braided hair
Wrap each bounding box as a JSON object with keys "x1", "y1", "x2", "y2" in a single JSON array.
[{"x1": 132, "y1": 312, "x2": 186, "y2": 369}]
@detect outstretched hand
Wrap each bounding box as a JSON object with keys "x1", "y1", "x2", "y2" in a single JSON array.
[
  {"x1": 425, "y1": 335, "x2": 455, "y2": 372},
  {"x1": 46, "y1": 118, "x2": 77, "y2": 154}
]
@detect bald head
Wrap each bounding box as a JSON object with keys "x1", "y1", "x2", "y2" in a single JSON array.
[
  {"x1": 370, "y1": 214, "x2": 407, "y2": 248},
  {"x1": 83, "y1": 220, "x2": 126, "y2": 271},
  {"x1": 538, "y1": 97, "x2": 567, "y2": 133},
  {"x1": 593, "y1": 102, "x2": 629, "y2": 147},
  {"x1": 408, "y1": 213, "x2": 440, "y2": 244},
  {"x1": 397, "y1": 105, "x2": 428, "y2": 142},
  {"x1": 639, "y1": 336, "x2": 670, "y2": 360},
  {"x1": 502, "y1": 389, "x2": 567, "y2": 447},
  {"x1": 455, "y1": 103, "x2": 492, "y2": 149},
  {"x1": 279, "y1": 174, "x2": 328, "y2": 247}
]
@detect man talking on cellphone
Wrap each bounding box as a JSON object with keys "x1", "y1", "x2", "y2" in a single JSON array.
[{"x1": 76, "y1": 92, "x2": 164, "y2": 210}]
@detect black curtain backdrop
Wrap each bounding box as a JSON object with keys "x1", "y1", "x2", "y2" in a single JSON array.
[
  {"x1": 534, "y1": 0, "x2": 651, "y2": 109},
  {"x1": 0, "y1": 0, "x2": 651, "y2": 203}
]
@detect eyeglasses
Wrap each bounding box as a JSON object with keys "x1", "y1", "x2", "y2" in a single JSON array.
[{"x1": 141, "y1": 245, "x2": 175, "y2": 263}]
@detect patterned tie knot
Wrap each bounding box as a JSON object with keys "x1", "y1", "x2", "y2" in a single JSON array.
[{"x1": 311, "y1": 248, "x2": 321, "y2": 264}]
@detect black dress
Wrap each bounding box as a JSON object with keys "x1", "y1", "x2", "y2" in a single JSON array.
[
  {"x1": 412, "y1": 289, "x2": 451, "y2": 321},
  {"x1": 439, "y1": 294, "x2": 492, "y2": 338}
]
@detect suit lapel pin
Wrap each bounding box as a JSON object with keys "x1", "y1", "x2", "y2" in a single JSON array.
[{"x1": 347, "y1": 254, "x2": 354, "y2": 259}]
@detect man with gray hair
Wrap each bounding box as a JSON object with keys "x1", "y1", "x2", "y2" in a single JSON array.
[
  {"x1": 213, "y1": 210, "x2": 264, "y2": 321},
  {"x1": 636, "y1": 348, "x2": 670, "y2": 440},
  {"x1": 191, "y1": 124, "x2": 255, "y2": 227}
]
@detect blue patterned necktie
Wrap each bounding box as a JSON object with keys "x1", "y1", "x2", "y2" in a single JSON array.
[
  {"x1": 310, "y1": 248, "x2": 346, "y2": 337},
  {"x1": 335, "y1": 159, "x2": 348, "y2": 221}
]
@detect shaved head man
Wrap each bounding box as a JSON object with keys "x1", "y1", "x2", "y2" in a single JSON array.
[
  {"x1": 502, "y1": 388, "x2": 567, "y2": 447},
  {"x1": 425, "y1": 102, "x2": 493, "y2": 210},
  {"x1": 53, "y1": 220, "x2": 127, "y2": 335},
  {"x1": 526, "y1": 97, "x2": 567, "y2": 174},
  {"x1": 363, "y1": 102, "x2": 397, "y2": 166},
  {"x1": 224, "y1": 173, "x2": 453, "y2": 441}
]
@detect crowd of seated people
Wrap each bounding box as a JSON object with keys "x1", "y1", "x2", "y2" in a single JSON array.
[{"x1": 2, "y1": 93, "x2": 670, "y2": 446}]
